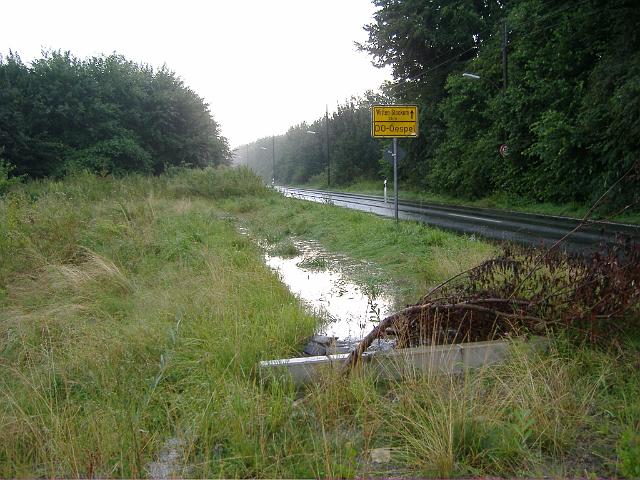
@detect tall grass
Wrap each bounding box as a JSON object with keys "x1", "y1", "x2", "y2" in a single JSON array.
[
  {"x1": 378, "y1": 343, "x2": 601, "y2": 477},
  {"x1": 0, "y1": 168, "x2": 312, "y2": 477},
  {"x1": 1, "y1": 168, "x2": 637, "y2": 477}
]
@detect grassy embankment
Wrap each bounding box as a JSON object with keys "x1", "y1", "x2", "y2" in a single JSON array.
[
  {"x1": 1, "y1": 168, "x2": 639, "y2": 478},
  {"x1": 219, "y1": 190, "x2": 496, "y2": 306},
  {"x1": 298, "y1": 179, "x2": 640, "y2": 225}
]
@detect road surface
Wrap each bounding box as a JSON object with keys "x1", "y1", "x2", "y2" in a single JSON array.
[{"x1": 276, "y1": 186, "x2": 640, "y2": 253}]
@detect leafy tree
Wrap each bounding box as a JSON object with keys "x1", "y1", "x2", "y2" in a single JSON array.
[
  {"x1": 361, "y1": 0, "x2": 639, "y2": 209},
  {"x1": 0, "y1": 51, "x2": 229, "y2": 178},
  {"x1": 434, "y1": 0, "x2": 640, "y2": 205},
  {"x1": 359, "y1": 0, "x2": 508, "y2": 188}
]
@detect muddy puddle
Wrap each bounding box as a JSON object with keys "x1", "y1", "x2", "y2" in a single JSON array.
[{"x1": 264, "y1": 239, "x2": 396, "y2": 353}]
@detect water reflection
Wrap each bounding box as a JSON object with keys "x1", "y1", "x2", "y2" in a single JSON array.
[{"x1": 264, "y1": 241, "x2": 394, "y2": 346}]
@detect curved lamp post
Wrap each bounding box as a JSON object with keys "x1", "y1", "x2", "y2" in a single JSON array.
[
  {"x1": 306, "y1": 106, "x2": 331, "y2": 187},
  {"x1": 462, "y1": 72, "x2": 502, "y2": 91},
  {"x1": 259, "y1": 145, "x2": 274, "y2": 185},
  {"x1": 463, "y1": 72, "x2": 508, "y2": 153}
]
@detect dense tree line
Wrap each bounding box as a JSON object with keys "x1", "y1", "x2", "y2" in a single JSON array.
[
  {"x1": 0, "y1": 51, "x2": 229, "y2": 178},
  {"x1": 245, "y1": 0, "x2": 639, "y2": 209},
  {"x1": 423, "y1": 0, "x2": 640, "y2": 206},
  {"x1": 236, "y1": 93, "x2": 393, "y2": 186}
]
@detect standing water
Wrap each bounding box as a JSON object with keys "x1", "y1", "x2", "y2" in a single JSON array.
[{"x1": 264, "y1": 240, "x2": 395, "y2": 353}]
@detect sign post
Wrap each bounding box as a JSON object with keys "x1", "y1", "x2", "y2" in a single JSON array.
[
  {"x1": 393, "y1": 138, "x2": 398, "y2": 221},
  {"x1": 371, "y1": 105, "x2": 418, "y2": 222}
]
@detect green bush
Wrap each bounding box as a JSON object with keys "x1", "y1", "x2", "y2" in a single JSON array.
[{"x1": 0, "y1": 154, "x2": 22, "y2": 195}]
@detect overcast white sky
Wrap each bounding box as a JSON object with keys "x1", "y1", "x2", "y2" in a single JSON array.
[{"x1": 2, "y1": 0, "x2": 390, "y2": 148}]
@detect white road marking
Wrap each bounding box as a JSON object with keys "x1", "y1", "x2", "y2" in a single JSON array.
[{"x1": 446, "y1": 212, "x2": 503, "y2": 224}]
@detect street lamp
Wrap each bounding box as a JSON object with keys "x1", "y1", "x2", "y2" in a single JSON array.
[
  {"x1": 462, "y1": 21, "x2": 509, "y2": 156},
  {"x1": 270, "y1": 136, "x2": 275, "y2": 185},
  {"x1": 260, "y1": 146, "x2": 267, "y2": 174},
  {"x1": 259, "y1": 145, "x2": 276, "y2": 186},
  {"x1": 463, "y1": 22, "x2": 508, "y2": 90},
  {"x1": 306, "y1": 130, "x2": 322, "y2": 184},
  {"x1": 462, "y1": 72, "x2": 502, "y2": 91},
  {"x1": 306, "y1": 107, "x2": 331, "y2": 187},
  {"x1": 463, "y1": 72, "x2": 507, "y2": 154}
]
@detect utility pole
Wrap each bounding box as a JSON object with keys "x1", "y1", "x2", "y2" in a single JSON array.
[
  {"x1": 245, "y1": 144, "x2": 249, "y2": 167},
  {"x1": 501, "y1": 20, "x2": 508, "y2": 147},
  {"x1": 502, "y1": 19, "x2": 508, "y2": 91},
  {"x1": 325, "y1": 104, "x2": 330, "y2": 187},
  {"x1": 272, "y1": 135, "x2": 275, "y2": 185}
]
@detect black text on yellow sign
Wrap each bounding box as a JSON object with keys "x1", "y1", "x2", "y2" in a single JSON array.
[{"x1": 371, "y1": 105, "x2": 419, "y2": 138}]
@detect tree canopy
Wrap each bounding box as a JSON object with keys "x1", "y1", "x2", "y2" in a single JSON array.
[
  {"x1": 0, "y1": 51, "x2": 229, "y2": 178},
  {"x1": 244, "y1": 0, "x2": 639, "y2": 211}
]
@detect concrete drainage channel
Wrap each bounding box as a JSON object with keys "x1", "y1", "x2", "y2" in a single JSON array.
[{"x1": 259, "y1": 237, "x2": 546, "y2": 384}]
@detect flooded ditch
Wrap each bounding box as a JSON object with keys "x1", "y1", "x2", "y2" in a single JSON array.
[{"x1": 263, "y1": 239, "x2": 397, "y2": 354}]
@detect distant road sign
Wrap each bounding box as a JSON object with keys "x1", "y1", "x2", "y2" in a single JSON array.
[
  {"x1": 499, "y1": 144, "x2": 509, "y2": 157},
  {"x1": 371, "y1": 105, "x2": 418, "y2": 138}
]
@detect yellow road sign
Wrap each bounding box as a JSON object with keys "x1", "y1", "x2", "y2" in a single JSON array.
[{"x1": 371, "y1": 105, "x2": 418, "y2": 138}]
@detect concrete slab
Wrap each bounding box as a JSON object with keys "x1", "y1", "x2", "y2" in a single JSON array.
[
  {"x1": 260, "y1": 353, "x2": 354, "y2": 384},
  {"x1": 460, "y1": 340, "x2": 510, "y2": 368},
  {"x1": 259, "y1": 337, "x2": 547, "y2": 386},
  {"x1": 369, "y1": 344, "x2": 463, "y2": 380}
]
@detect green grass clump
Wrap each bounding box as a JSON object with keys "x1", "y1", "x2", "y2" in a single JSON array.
[
  {"x1": 166, "y1": 166, "x2": 269, "y2": 200},
  {"x1": 271, "y1": 239, "x2": 300, "y2": 257},
  {"x1": 297, "y1": 255, "x2": 329, "y2": 271},
  {"x1": 618, "y1": 429, "x2": 640, "y2": 478},
  {"x1": 378, "y1": 343, "x2": 597, "y2": 477}
]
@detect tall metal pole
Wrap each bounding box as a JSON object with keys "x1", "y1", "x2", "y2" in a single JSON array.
[
  {"x1": 501, "y1": 20, "x2": 508, "y2": 145},
  {"x1": 502, "y1": 20, "x2": 508, "y2": 91},
  {"x1": 272, "y1": 135, "x2": 275, "y2": 184},
  {"x1": 325, "y1": 104, "x2": 330, "y2": 187},
  {"x1": 245, "y1": 144, "x2": 249, "y2": 167},
  {"x1": 393, "y1": 137, "x2": 398, "y2": 222}
]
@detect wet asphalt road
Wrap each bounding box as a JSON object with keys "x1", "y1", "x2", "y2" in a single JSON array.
[{"x1": 276, "y1": 186, "x2": 640, "y2": 254}]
